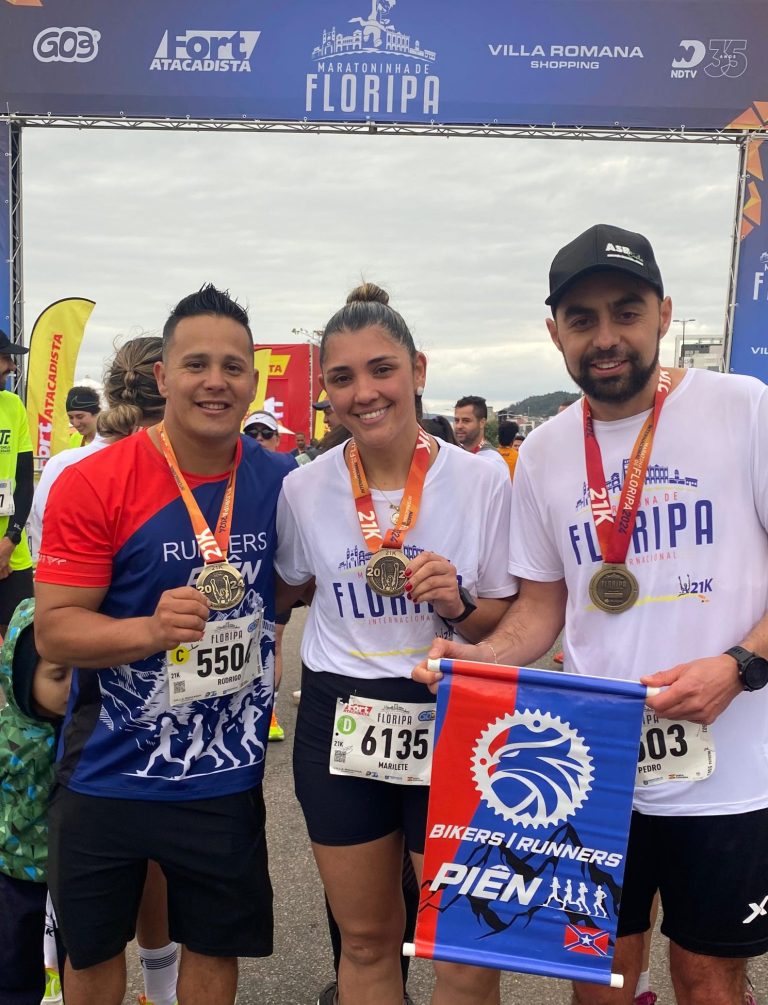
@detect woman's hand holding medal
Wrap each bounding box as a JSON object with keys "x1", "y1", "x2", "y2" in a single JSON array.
[
  {"x1": 148, "y1": 586, "x2": 209, "y2": 652},
  {"x1": 404, "y1": 550, "x2": 463, "y2": 618}
]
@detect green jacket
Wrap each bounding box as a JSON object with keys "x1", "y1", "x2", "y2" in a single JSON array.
[{"x1": 0, "y1": 598, "x2": 57, "y2": 882}]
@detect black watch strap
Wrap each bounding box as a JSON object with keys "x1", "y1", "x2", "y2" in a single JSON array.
[{"x1": 444, "y1": 586, "x2": 477, "y2": 625}]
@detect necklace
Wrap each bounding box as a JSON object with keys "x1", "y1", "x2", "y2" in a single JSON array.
[{"x1": 370, "y1": 481, "x2": 403, "y2": 525}]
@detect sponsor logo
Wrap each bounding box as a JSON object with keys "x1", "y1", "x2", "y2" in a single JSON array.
[
  {"x1": 418, "y1": 709, "x2": 436, "y2": 721},
  {"x1": 151, "y1": 29, "x2": 260, "y2": 73},
  {"x1": 267, "y1": 354, "x2": 290, "y2": 376},
  {"x1": 33, "y1": 25, "x2": 100, "y2": 63},
  {"x1": 671, "y1": 39, "x2": 747, "y2": 79},
  {"x1": 563, "y1": 923, "x2": 610, "y2": 956},
  {"x1": 343, "y1": 702, "x2": 373, "y2": 716},
  {"x1": 488, "y1": 41, "x2": 643, "y2": 72},
  {"x1": 605, "y1": 242, "x2": 644, "y2": 267},
  {"x1": 307, "y1": 1, "x2": 439, "y2": 117},
  {"x1": 471, "y1": 709, "x2": 593, "y2": 829},
  {"x1": 751, "y1": 346, "x2": 768, "y2": 355}
]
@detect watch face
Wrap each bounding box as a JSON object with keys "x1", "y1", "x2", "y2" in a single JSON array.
[{"x1": 744, "y1": 656, "x2": 768, "y2": 691}]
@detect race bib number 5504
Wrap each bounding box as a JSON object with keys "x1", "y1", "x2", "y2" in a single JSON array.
[{"x1": 167, "y1": 611, "x2": 263, "y2": 706}]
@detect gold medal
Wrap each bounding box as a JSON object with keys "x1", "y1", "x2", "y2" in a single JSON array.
[
  {"x1": 197, "y1": 561, "x2": 246, "y2": 611},
  {"x1": 366, "y1": 549, "x2": 408, "y2": 598},
  {"x1": 589, "y1": 563, "x2": 639, "y2": 614}
]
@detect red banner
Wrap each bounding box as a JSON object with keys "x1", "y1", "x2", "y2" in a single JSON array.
[{"x1": 250, "y1": 342, "x2": 320, "y2": 453}]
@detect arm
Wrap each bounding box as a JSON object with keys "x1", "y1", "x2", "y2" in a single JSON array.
[
  {"x1": 35, "y1": 581, "x2": 210, "y2": 668},
  {"x1": 641, "y1": 612, "x2": 768, "y2": 724},
  {"x1": 413, "y1": 577, "x2": 566, "y2": 687},
  {"x1": 0, "y1": 451, "x2": 33, "y2": 577},
  {"x1": 275, "y1": 574, "x2": 314, "y2": 616},
  {"x1": 404, "y1": 549, "x2": 514, "y2": 642}
]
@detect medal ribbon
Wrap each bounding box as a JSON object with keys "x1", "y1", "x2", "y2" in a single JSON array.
[
  {"x1": 346, "y1": 427, "x2": 432, "y2": 553},
  {"x1": 583, "y1": 368, "x2": 672, "y2": 564},
  {"x1": 157, "y1": 422, "x2": 240, "y2": 566}
]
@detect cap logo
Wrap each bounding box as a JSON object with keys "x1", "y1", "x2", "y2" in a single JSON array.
[{"x1": 605, "y1": 242, "x2": 645, "y2": 267}]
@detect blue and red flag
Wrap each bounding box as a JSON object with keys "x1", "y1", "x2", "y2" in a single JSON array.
[{"x1": 409, "y1": 659, "x2": 648, "y2": 989}]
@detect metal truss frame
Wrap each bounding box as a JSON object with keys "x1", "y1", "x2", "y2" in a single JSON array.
[
  {"x1": 3, "y1": 114, "x2": 764, "y2": 144},
  {"x1": 5, "y1": 113, "x2": 766, "y2": 378}
]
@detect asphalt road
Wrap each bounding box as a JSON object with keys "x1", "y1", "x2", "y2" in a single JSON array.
[{"x1": 121, "y1": 609, "x2": 766, "y2": 1004}]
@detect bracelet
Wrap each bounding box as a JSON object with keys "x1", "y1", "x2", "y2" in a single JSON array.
[{"x1": 480, "y1": 640, "x2": 499, "y2": 664}]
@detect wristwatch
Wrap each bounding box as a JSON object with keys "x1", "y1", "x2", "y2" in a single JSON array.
[
  {"x1": 724, "y1": 645, "x2": 768, "y2": 692},
  {"x1": 443, "y1": 586, "x2": 478, "y2": 625}
]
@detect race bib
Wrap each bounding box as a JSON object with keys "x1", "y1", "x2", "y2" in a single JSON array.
[
  {"x1": 0, "y1": 479, "x2": 14, "y2": 517},
  {"x1": 167, "y1": 609, "x2": 263, "y2": 706},
  {"x1": 636, "y1": 707, "x2": 716, "y2": 786},
  {"x1": 330, "y1": 695, "x2": 436, "y2": 786}
]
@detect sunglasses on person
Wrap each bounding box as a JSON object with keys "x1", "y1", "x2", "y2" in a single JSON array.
[{"x1": 246, "y1": 426, "x2": 276, "y2": 440}]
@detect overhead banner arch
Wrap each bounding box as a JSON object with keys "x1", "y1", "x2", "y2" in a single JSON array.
[
  {"x1": 1, "y1": 0, "x2": 767, "y2": 383},
  {"x1": 0, "y1": 1, "x2": 766, "y2": 128}
]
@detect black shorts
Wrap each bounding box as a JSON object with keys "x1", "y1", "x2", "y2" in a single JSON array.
[
  {"x1": 293, "y1": 665, "x2": 432, "y2": 851},
  {"x1": 47, "y1": 785, "x2": 273, "y2": 970},
  {"x1": 0, "y1": 567, "x2": 33, "y2": 628},
  {"x1": 0, "y1": 872, "x2": 47, "y2": 1003},
  {"x1": 617, "y1": 807, "x2": 768, "y2": 957}
]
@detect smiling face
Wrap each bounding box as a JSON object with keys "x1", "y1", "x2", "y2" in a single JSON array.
[
  {"x1": 67, "y1": 409, "x2": 99, "y2": 438},
  {"x1": 546, "y1": 272, "x2": 672, "y2": 420},
  {"x1": 320, "y1": 324, "x2": 425, "y2": 451},
  {"x1": 155, "y1": 314, "x2": 256, "y2": 454}
]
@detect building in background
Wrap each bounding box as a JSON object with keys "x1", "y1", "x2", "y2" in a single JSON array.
[{"x1": 674, "y1": 334, "x2": 725, "y2": 371}]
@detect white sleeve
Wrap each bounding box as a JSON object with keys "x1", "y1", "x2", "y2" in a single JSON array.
[
  {"x1": 508, "y1": 454, "x2": 565, "y2": 582},
  {"x1": 476, "y1": 468, "x2": 519, "y2": 597},
  {"x1": 27, "y1": 456, "x2": 61, "y2": 560},
  {"x1": 274, "y1": 484, "x2": 313, "y2": 585},
  {"x1": 753, "y1": 384, "x2": 768, "y2": 532}
]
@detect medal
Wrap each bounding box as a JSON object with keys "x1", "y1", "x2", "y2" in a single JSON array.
[
  {"x1": 196, "y1": 561, "x2": 246, "y2": 611},
  {"x1": 366, "y1": 548, "x2": 408, "y2": 597},
  {"x1": 588, "y1": 564, "x2": 639, "y2": 614},
  {"x1": 583, "y1": 370, "x2": 671, "y2": 615},
  {"x1": 156, "y1": 423, "x2": 244, "y2": 612}
]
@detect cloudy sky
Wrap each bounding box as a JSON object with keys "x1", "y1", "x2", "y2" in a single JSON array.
[{"x1": 21, "y1": 127, "x2": 739, "y2": 414}]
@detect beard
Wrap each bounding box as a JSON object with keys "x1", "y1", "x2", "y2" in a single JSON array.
[{"x1": 565, "y1": 336, "x2": 661, "y2": 405}]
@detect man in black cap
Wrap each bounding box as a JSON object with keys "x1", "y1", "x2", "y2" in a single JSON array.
[
  {"x1": 418, "y1": 225, "x2": 768, "y2": 1005},
  {"x1": 0, "y1": 330, "x2": 34, "y2": 635},
  {"x1": 65, "y1": 385, "x2": 101, "y2": 447}
]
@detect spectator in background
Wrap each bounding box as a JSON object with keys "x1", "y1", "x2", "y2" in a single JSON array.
[
  {"x1": 497, "y1": 421, "x2": 520, "y2": 481},
  {"x1": 453, "y1": 395, "x2": 508, "y2": 473},
  {"x1": 313, "y1": 399, "x2": 341, "y2": 433},
  {"x1": 292, "y1": 431, "x2": 317, "y2": 461},
  {"x1": 513, "y1": 432, "x2": 525, "y2": 449},
  {"x1": 65, "y1": 387, "x2": 101, "y2": 448}
]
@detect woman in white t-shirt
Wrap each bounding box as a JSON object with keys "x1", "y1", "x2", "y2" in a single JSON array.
[{"x1": 275, "y1": 283, "x2": 517, "y2": 1005}]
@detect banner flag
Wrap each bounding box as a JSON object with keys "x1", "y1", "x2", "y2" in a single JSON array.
[
  {"x1": 25, "y1": 297, "x2": 94, "y2": 459},
  {"x1": 1, "y1": 2, "x2": 768, "y2": 130},
  {"x1": 410, "y1": 659, "x2": 647, "y2": 988},
  {"x1": 248, "y1": 342, "x2": 320, "y2": 451},
  {"x1": 729, "y1": 128, "x2": 768, "y2": 382}
]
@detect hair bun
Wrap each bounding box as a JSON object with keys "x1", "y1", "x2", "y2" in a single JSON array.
[{"x1": 346, "y1": 282, "x2": 389, "y2": 306}]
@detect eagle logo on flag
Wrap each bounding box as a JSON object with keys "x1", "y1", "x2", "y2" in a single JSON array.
[{"x1": 471, "y1": 709, "x2": 593, "y2": 829}]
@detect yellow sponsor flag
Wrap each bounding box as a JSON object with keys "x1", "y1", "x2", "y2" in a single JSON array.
[
  {"x1": 25, "y1": 297, "x2": 94, "y2": 458},
  {"x1": 245, "y1": 346, "x2": 273, "y2": 417}
]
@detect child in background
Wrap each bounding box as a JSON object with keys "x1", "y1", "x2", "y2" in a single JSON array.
[{"x1": 0, "y1": 598, "x2": 72, "y2": 1005}]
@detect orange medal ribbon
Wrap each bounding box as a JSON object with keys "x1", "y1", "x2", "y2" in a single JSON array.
[
  {"x1": 157, "y1": 423, "x2": 240, "y2": 566},
  {"x1": 346, "y1": 426, "x2": 432, "y2": 554}
]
